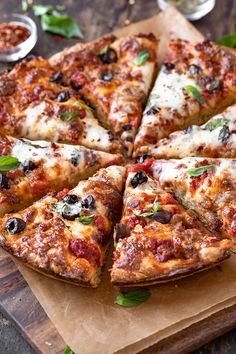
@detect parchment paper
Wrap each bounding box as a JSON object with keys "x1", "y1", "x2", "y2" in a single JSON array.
[{"x1": 15, "y1": 7, "x2": 236, "y2": 354}]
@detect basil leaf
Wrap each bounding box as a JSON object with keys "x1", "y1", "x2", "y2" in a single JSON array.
[
  {"x1": 22, "y1": 140, "x2": 48, "y2": 149},
  {"x1": 135, "y1": 50, "x2": 150, "y2": 66},
  {"x1": 56, "y1": 4, "x2": 66, "y2": 11},
  {"x1": 60, "y1": 110, "x2": 80, "y2": 122},
  {"x1": 153, "y1": 198, "x2": 159, "y2": 213},
  {"x1": 217, "y1": 34, "x2": 236, "y2": 48},
  {"x1": 186, "y1": 165, "x2": 214, "y2": 177},
  {"x1": 64, "y1": 346, "x2": 74, "y2": 354},
  {"x1": 218, "y1": 125, "x2": 231, "y2": 142},
  {"x1": 0, "y1": 156, "x2": 20, "y2": 172},
  {"x1": 33, "y1": 4, "x2": 53, "y2": 16},
  {"x1": 115, "y1": 290, "x2": 151, "y2": 308},
  {"x1": 75, "y1": 101, "x2": 93, "y2": 112},
  {"x1": 41, "y1": 14, "x2": 84, "y2": 39},
  {"x1": 207, "y1": 79, "x2": 220, "y2": 91},
  {"x1": 77, "y1": 215, "x2": 94, "y2": 225},
  {"x1": 184, "y1": 85, "x2": 205, "y2": 104},
  {"x1": 205, "y1": 118, "x2": 229, "y2": 131},
  {"x1": 138, "y1": 211, "x2": 155, "y2": 217},
  {"x1": 134, "y1": 198, "x2": 159, "y2": 218}
]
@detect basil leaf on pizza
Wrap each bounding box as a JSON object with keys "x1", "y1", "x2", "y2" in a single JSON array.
[
  {"x1": 217, "y1": 34, "x2": 236, "y2": 48},
  {"x1": 135, "y1": 50, "x2": 150, "y2": 66},
  {"x1": 186, "y1": 165, "x2": 214, "y2": 177},
  {"x1": 0, "y1": 156, "x2": 20, "y2": 172},
  {"x1": 115, "y1": 290, "x2": 151, "y2": 307},
  {"x1": 184, "y1": 85, "x2": 205, "y2": 104},
  {"x1": 205, "y1": 118, "x2": 229, "y2": 131},
  {"x1": 60, "y1": 110, "x2": 80, "y2": 122},
  {"x1": 77, "y1": 215, "x2": 94, "y2": 225},
  {"x1": 135, "y1": 198, "x2": 159, "y2": 218}
]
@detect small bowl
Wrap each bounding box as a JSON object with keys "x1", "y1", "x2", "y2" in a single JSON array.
[{"x1": 0, "y1": 14, "x2": 37, "y2": 62}]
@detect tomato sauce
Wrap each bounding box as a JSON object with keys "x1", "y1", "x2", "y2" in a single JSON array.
[{"x1": 0, "y1": 22, "x2": 30, "y2": 50}]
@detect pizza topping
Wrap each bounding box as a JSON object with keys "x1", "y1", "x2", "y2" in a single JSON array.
[
  {"x1": 163, "y1": 62, "x2": 175, "y2": 72},
  {"x1": 151, "y1": 210, "x2": 172, "y2": 224},
  {"x1": 56, "y1": 91, "x2": 71, "y2": 102},
  {"x1": 63, "y1": 194, "x2": 79, "y2": 204},
  {"x1": 69, "y1": 239, "x2": 100, "y2": 266},
  {"x1": 81, "y1": 195, "x2": 95, "y2": 209},
  {"x1": 122, "y1": 124, "x2": 132, "y2": 131},
  {"x1": 131, "y1": 171, "x2": 148, "y2": 188},
  {"x1": 146, "y1": 106, "x2": 160, "y2": 115},
  {"x1": 50, "y1": 71, "x2": 63, "y2": 83},
  {"x1": 99, "y1": 47, "x2": 118, "y2": 64},
  {"x1": 186, "y1": 165, "x2": 214, "y2": 177},
  {"x1": 22, "y1": 160, "x2": 37, "y2": 174},
  {"x1": 108, "y1": 131, "x2": 115, "y2": 141},
  {"x1": 135, "y1": 50, "x2": 150, "y2": 66},
  {"x1": 135, "y1": 154, "x2": 151, "y2": 164},
  {"x1": 205, "y1": 118, "x2": 229, "y2": 131},
  {"x1": 135, "y1": 198, "x2": 159, "y2": 218},
  {"x1": 218, "y1": 125, "x2": 231, "y2": 142},
  {"x1": 206, "y1": 79, "x2": 221, "y2": 92},
  {"x1": 77, "y1": 215, "x2": 94, "y2": 225},
  {"x1": 115, "y1": 223, "x2": 130, "y2": 243},
  {"x1": 188, "y1": 64, "x2": 202, "y2": 75},
  {"x1": 184, "y1": 85, "x2": 205, "y2": 104},
  {"x1": 0, "y1": 174, "x2": 10, "y2": 189},
  {"x1": 5, "y1": 217, "x2": 26, "y2": 234},
  {"x1": 99, "y1": 72, "x2": 113, "y2": 82},
  {"x1": 51, "y1": 202, "x2": 81, "y2": 220},
  {"x1": 71, "y1": 154, "x2": 80, "y2": 166},
  {"x1": 0, "y1": 156, "x2": 20, "y2": 172},
  {"x1": 60, "y1": 109, "x2": 80, "y2": 122}
]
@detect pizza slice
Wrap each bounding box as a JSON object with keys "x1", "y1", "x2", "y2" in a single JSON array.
[
  {"x1": 111, "y1": 163, "x2": 233, "y2": 286},
  {"x1": 0, "y1": 56, "x2": 121, "y2": 153},
  {"x1": 0, "y1": 133, "x2": 123, "y2": 215},
  {"x1": 134, "y1": 39, "x2": 236, "y2": 156},
  {"x1": 151, "y1": 157, "x2": 236, "y2": 242},
  {"x1": 50, "y1": 33, "x2": 158, "y2": 156},
  {"x1": 0, "y1": 165, "x2": 126, "y2": 287},
  {"x1": 148, "y1": 103, "x2": 236, "y2": 158}
]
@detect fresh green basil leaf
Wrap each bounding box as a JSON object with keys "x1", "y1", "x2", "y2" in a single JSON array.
[
  {"x1": 153, "y1": 198, "x2": 159, "y2": 213},
  {"x1": 64, "y1": 346, "x2": 74, "y2": 354},
  {"x1": 41, "y1": 14, "x2": 84, "y2": 39},
  {"x1": 75, "y1": 101, "x2": 93, "y2": 112},
  {"x1": 33, "y1": 4, "x2": 53, "y2": 16},
  {"x1": 216, "y1": 34, "x2": 236, "y2": 48},
  {"x1": 0, "y1": 156, "x2": 20, "y2": 172},
  {"x1": 135, "y1": 198, "x2": 159, "y2": 218},
  {"x1": 135, "y1": 50, "x2": 150, "y2": 66},
  {"x1": 186, "y1": 165, "x2": 214, "y2": 177},
  {"x1": 60, "y1": 110, "x2": 81, "y2": 122},
  {"x1": 139, "y1": 211, "x2": 155, "y2": 217},
  {"x1": 218, "y1": 125, "x2": 231, "y2": 142},
  {"x1": 115, "y1": 290, "x2": 151, "y2": 308},
  {"x1": 77, "y1": 215, "x2": 94, "y2": 225},
  {"x1": 205, "y1": 118, "x2": 229, "y2": 131},
  {"x1": 184, "y1": 85, "x2": 205, "y2": 104}
]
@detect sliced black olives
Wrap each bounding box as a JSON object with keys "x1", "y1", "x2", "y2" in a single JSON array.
[
  {"x1": 164, "y1": 62, "x2": 175, "y2": 72},
  {"x1": 99, "y1": 47, "x2": 118, "y2": 64},
  {"x1": 0, "y1": 174, "x2": 9, "y2": 189},
  {"x1": 131, "y1": 171, "x2": 148, "y2": 188},
  {"x1": 71, "y1": 154, "x2": 80, "y2": 166},
  {"x1": 151, "y1": 210, "x2": 172, "y2": 224},
  {"x1": 61, "y1": 204, "x2": 80, "y2": 221},
  {"x1": 108, "y1": 131, "x2": 115, "y2": 141},
  {"x1": 100, "y1": 72, "x2": 113, "y2": 81},
  {"x1": 146, "y1": 106, "x2": 160, "y2": 115},
  {"x1": 63, "y1": 194, "x2": 79, "y2": 204},
  {"x1": 56, "y1": 91, "x2": 70, "y2": 102},
  {"x1": 115, "y1": 223, "x2": 130, "y2": 243},
  {"x1": 188, "y1": 64, "x2": 201, "y2": 75},
  {"x1": 5, "y1": 217, "x2": 26, "y2": 234},
  {"x1": 136, "y1": 154, "x2": 151, "y2": 164},
  {"x1": 22, "y1": 160, "x2": 37, "y2": 174},
  {"x1": 50, "y1": 71, "x2": 63, "y2": 83},
  {"x1": 82, "y1": 195, "x2": 95, "y2": 209}
]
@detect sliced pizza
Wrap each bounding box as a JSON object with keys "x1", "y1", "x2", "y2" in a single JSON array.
[
  {"x1": 0, "y1": 133, "x2": 123, "y2": 215},
  {"x1": 148, "y1": 104, "x2": 236, "y2": 158},
  {"x1": 111, "y1": 163, "x2": 233, "y2": 286},
  {"x1": 0, "y1": 56, "x2": 121, "y2": 153},
  {"x1": 50, "y1": 33, "x2": 158, "y2": 156},
  {"x1": 151, "y1": 158, "x2": 236, "y2": 241},
  {"x1": 134, "y1": 39, "x2": 236, "y2": 156},
  {"x1": 0, "y1": 165, "x2": 126, "y2": 287}
]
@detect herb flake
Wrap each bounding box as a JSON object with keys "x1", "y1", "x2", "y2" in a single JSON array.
[
  {"x1": 184, "y1": 85, "x2": 205, "y2": 104},
  {"x1": 205, "y1": 118, "x2": 229, "y2": 131},
  {"x1": 135, "y1": 198, "x2": 159, "y2": 218},
  {"x1": 135, "y1": 50, "x2": 150, "y2": 66},
  {"x1": 115, "y1": 290, "x2": 151, "y2": 308},
  {"x1": 0, "y1": 156, "x2": 20, "y2": 172},
  {"x1": 186, "y1": 165, "x2": 214, "y2": 177},
  {"x1": 77, "y1": 215, "x2": 94, "y2": 225},
  {"x1": 218, "y1": 125, "x2": 231, "y2": 142},
  {"x1": 60, "y1": 110, "x2": 80, "y2": 122}
]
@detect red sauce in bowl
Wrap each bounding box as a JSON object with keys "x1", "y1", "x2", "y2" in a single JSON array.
[{"x1": 0, "y1": 22, "x2": 30, "y2": 49}]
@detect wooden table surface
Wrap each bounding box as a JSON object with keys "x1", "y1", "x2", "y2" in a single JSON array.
[{"x1": 1, "y1": 0, "x2": 236, "y2": 353}]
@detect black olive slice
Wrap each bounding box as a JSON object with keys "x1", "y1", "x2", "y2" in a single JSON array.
[
  {"x1": 115, "y1": 223, "x2": 130, "y2": 243},
  {"x1": 131, "y1": 171, "x2": 148, "y2": 188},
  {"x1": 99, "y1": 47, "x2": 118, "y2": 64},
  {"x1": 63, "y1": 194, "x2": 79, "y2": 204},
  {"x1": 0, "y1": 174, "x2": 9, "y2": 189},
  {"x1": 56, "y1": 91, "x2": 70, "y2": 102},
  {"x1": 22, "y1": 160, "x2": 37, "y2": 174},
  {"x1": 188, "y1": 64, "x2": 202, "y2": 75},
  {"x1": 135, "y1": 154, "x2": 151, "y2": 164},
  {"x1": 151, "y1": 210, "x2": 172, "y2": 224},
  {"x1": 50, "y1": 71, "x2": 63, "y2": 83},
  {"x1": 163, "y1": 62, "x2": 175, "y2": 72},
  {"x1": 81, "y1": 195, "x2": 95, "y2": 209},
  {"x1": 100, "y1": 72, "x2": 113, "y2": 81},
  {"x1": 5, "y1": 217, "x2": 26, "y2": 234},
  {"x1": 146, "y1": 106, "x2": 160, "y2": 115},
  {"x1": 61, "y1": 204, "x2": 81, "y2": 221}
]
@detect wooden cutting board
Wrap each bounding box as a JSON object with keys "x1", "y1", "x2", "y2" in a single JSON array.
[{"x1": 1, "y1": 248, "x2": 236, "y2": 354}]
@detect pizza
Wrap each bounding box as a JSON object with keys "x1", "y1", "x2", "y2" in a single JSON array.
[
  {"x1": 0, "y1": 56, "x2": 121, "y2": 153},
  {"x1": 111, "y1": 162, "x2": 233, "y2": 286},
  {"x1": 50, "y1": 33, "x2": 158, "y2": 156},
  {"x1": 151, "y1": 157, "x2": 236, "y2": 241},
  {"x1": 0, "y1": 133, "x2": 123, "y2": 215},
  {"x1": 148, "y1": 103, "x2": 236, "y2": 158},
  {"x1": 0, "y1": 165, "x2": 126, "y2": 287},
  {"x1": 134, "y1": 39, "x2": 236, "y2": 156}
]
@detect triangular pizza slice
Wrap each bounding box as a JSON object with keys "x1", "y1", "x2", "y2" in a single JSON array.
[
  {"x1": 0, "y1": 165, "x2": 126, "y2": 287},
  {"x1": 50, "y1": 34, "x2": 158, "y2": 156},
  {"x1": 134, "y1": 39, "x2": 236, "y2": 156},
  {"x1": 0, "y1": 133, "x2": 123, "y2": 215},
  {"x1": 151, "y1": 157, "x2": 236, "y2": 241},
  {"x1": 0, "y1": 56, "x2": 121, "y2": 153},
  {"x1": 149, "y1": 103, "x2": 236, "y2": 158},
  {"x1": 111, "y1": 162, "x2": 233, "y2": 286}
]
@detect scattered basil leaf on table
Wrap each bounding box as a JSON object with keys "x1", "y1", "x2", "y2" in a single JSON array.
[
  {"x1": 216, "y1": 34, "x2": 236, "y2": 48},
  {"x1": 0, "y1": 156, "x2": 20, "y2": 172},
  {"x1": 21, "y1": 0, "x2": 29, "y2": 12},
  {"x1": 205, "y1": 118, "x2": 229, "y2": 131},
  {"x1": 77, "y1": 215, "x2": 94, "y2": 225},
  {"x1": 64, "y1": 346, "x2": 74, "y2": 354},
  {"x1": 135, "y1": 50, "x2": 150, "y2": 66},
  {"x1": 60, "y1": 110, "x2": 81, "y2": 122},
  {"x1": 186, "y1": 165, "x2": 214, "y2": 177},
  {"x1": 184, "y1": 85, "x2": 205, "y2": 104},
  {"x1": 218, "y1": 125, "x2": 231, "y2": 142},
  {"x1": 41, "y1": 15, "x2": 84, "y2": 38},
  {"x1": 115, "y1": 290, "x2": 151, "y2": 308},
  {"x1": 33, "y1": 4, "x2": 53, "y2": 16}
]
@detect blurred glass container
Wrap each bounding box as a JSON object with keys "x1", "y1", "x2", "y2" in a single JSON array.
[
  {"x1": 157, "y1": 0, "x2": 216, "y2": 20},
  {"x1": 0, "y1": 14, "x2": 37, "y2": 62}
]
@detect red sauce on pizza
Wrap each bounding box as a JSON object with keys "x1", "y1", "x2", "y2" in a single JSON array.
[{"x1": 0, "y1": 22, "x2": 30, "y2": 50}]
